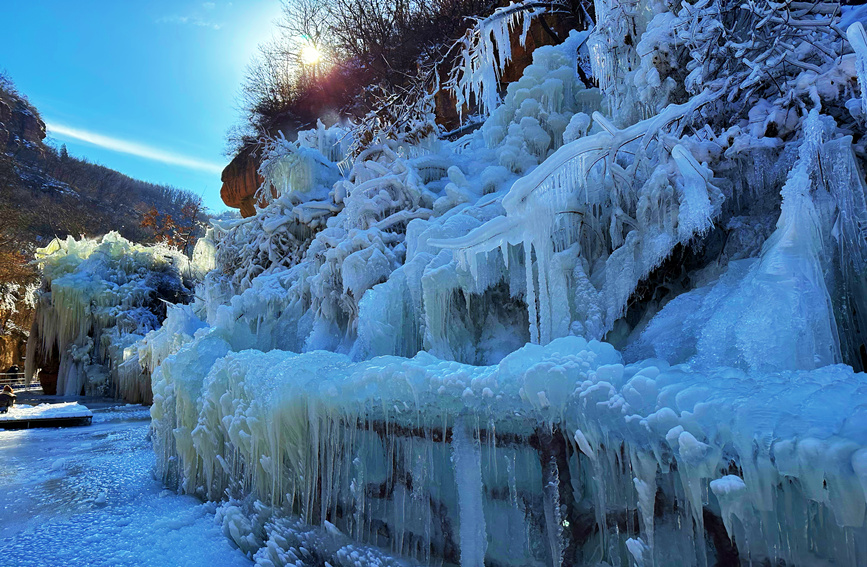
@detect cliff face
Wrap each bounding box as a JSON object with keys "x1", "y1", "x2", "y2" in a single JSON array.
[
  {"x1": 0, "y1": 96, "x2": 47, "y2": 162},
  {"x1": 220, "y1": 145, "x2": 263, "y2": 217},
  {"x1": 0, "y1": 93, "x2": 45, "y2": 375}
]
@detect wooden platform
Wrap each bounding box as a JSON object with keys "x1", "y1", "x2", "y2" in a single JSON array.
[
  {"x1": 0, "y1": 415, "x2": 93, "y2": 429},
  {"x1": 0, "y1": 402, "x2": 93, "y2": 430}
]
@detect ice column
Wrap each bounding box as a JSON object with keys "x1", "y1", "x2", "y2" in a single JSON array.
[{"x1": 452, "y1": 417, "x2": 488, "y2": 566}]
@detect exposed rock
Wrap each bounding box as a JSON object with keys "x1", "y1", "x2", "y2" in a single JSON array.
[
  {"x1": 220, "y1": 145, "x2": 264, "y2": 217},
  {"x1": 0, "y1": 99, "x2": 11, "y2": 123},
  {"x1": 500, "y1": 15, "x2": 568, "y2": 83},
  {"x1": 0, "y1": 97, "x2": 46, "y2": 161},
  {"x1": 438, "y1": 15, "x2": 569, "y2": 132},
  {"x1": 0, "y1": 100, "x2": 11, "y2": 150},
  {"x1": 12, "y1": 102, "x2": 46, "y2": 145},
  {"x1": 0, "y1": 330, "x2": 26, "y2": 373}
]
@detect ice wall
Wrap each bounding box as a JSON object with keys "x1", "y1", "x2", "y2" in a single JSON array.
[
  {"x1": 25, "y1": 232, "x2": 199, "y2": 401},
  {"x1": 627, "y1": 111, "x2": 867, "y2": 372},
  {"x1": 150, "y1": 328, "x2": 867, "y2": 565},
  {"x1": 201, "y1": 23, "x2": 866, "y2": 374}
]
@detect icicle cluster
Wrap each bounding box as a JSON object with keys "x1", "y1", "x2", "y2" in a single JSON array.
[
  {"x1": 433, "y1": 85, "x2": 725, "y2": 346},
  {"x1": 448, "y1": 1, "x2": 566, "y2": 118},
  {"x1": 151, "y1": 330, "x2": 867, "y2": 566},
  {"x1": 24, "y1": 232, "x2": 201, "y2": 401}
]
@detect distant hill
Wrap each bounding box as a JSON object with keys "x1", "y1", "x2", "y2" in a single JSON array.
[
  {"x1": 0, "y1": 71, "x2": 204, "y2": 371},
  {"x1": 0, "y1": 72, "x2": 202, "y2": 247}
]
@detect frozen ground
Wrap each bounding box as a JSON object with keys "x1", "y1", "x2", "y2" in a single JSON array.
[{"x1": 0, "y1": 404, "x2": 250, "y2": 567}]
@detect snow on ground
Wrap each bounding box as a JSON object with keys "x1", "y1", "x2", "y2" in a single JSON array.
[
  {"x1": 0, "y1": 402, "x2": 92, "y2": 421},
  {"x1": 0, "y1": 404, "x2": 250, "y2": 567}
]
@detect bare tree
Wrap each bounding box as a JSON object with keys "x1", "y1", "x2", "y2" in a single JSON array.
[{"x1": 231, "y1": 0, "x2": 501, "y2": 151}]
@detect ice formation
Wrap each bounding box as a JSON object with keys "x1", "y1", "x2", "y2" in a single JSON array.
[
  {"x1": 24, "y1": 232, "x2": 206, "y2": 401},
  {"x1": 93, "y1": 0, "x2": 867, "y2": 564},
  {"x1": 448, "y1": 1, "x2": 564, "y2": 118},
  {"x1": 150, "y1": 323, "x2": 867, "y2": 565}
]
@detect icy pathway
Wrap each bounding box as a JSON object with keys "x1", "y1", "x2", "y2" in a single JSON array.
[{"x1": 0, "y1": 404, "x2": 251, "y2": 567}]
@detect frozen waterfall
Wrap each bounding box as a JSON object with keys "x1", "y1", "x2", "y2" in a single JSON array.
[{"x1": 24, "y1": 1, "x2": 867, "y2": 565}]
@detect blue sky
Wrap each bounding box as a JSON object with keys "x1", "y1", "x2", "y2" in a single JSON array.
[{"x1": 0, "y1": 0, "x2": 284, "y2": 212}]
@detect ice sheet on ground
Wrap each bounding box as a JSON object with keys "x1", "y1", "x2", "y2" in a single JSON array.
[{"x1": 0, "y1": 405, "x2": 250, "y2": 567}]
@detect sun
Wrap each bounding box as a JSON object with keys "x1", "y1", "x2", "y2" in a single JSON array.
[{"x1": 301, "y1": 43, "x2": 321, "y2": 65}]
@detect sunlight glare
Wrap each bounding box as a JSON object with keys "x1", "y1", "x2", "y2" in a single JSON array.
[{"x1": 301, "y1": 43, "x2": 321, "y2": 65}]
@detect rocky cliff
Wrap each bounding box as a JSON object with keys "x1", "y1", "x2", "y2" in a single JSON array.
[
  {"x1": 220, "y1": 145, "x2": 263, "y2": 217},
  {"x1": 0, "y1": 88, "x2": 47, "y2": 162}
]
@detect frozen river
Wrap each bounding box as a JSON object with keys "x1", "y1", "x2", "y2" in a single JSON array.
[{"x1": 0, "y1": 404, "x2": 250, "y2": 567}]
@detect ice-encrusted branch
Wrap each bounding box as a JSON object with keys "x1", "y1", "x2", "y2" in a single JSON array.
[
  {"x1": 672, "y1": 0, "x2": 845, "y2": 106},
  {"x1": 344, "y1": 80, "x2": 440, "y2": 158},
  {"x1": 447, "y1": 1, "x2": 569, "y2": 118},
  {"x1": 431, "y1": 89, "x2": 721, "y2": 345},
  {"x1": 432, "y1": 87, "x2": 720, "y2": 254}
]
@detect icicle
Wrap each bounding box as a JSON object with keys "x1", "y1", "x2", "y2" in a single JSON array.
[
  {"x1": 524, "y1": 241, "x2": 539, "y2": 344},
  {"x1": 671, "y1": 144, "x2": 714, "y2": 239},
  {"x1": 630, "y1": 449, "x2": 657, "y2": 555},
  {"x1": 541, "y1": 449, "x2": 564, "y2": 566}
]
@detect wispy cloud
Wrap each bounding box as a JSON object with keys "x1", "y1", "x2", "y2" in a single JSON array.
[
  {"x1": 47, "y1": 123, "x2": 224, "y2": 174},
  {"x1": 157, "y1": 14, "x2": 222, "y2": 30},
  {"x1": 156, "y1": 1, "x2": 226, "y2": 29}
]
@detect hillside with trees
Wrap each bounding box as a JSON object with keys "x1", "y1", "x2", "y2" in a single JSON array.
[{"x1": 0, "y1": 71, "x2": 205, "y2": 370}]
